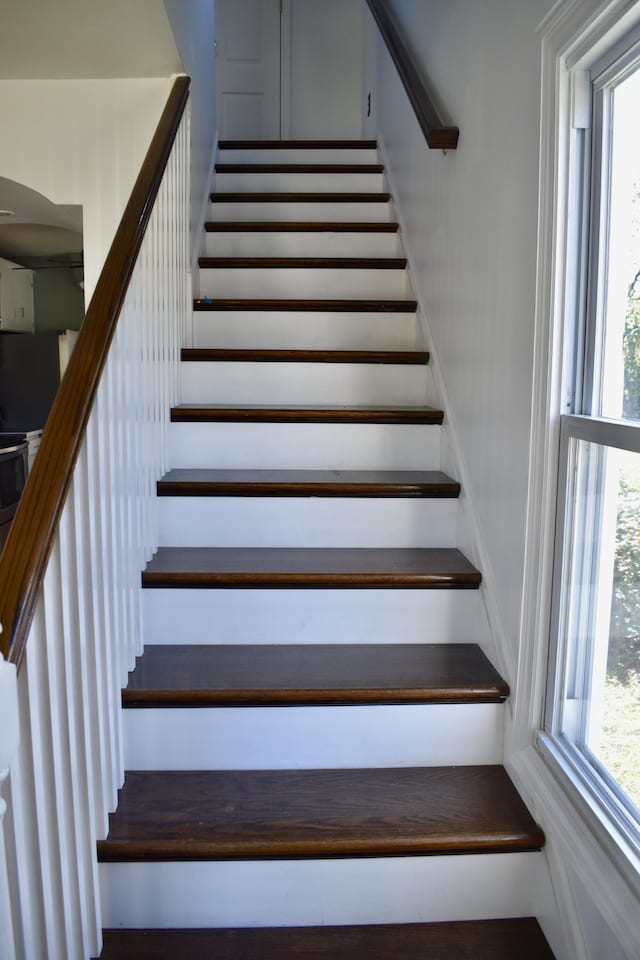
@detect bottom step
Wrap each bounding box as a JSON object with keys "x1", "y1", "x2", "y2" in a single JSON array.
[{"x1": 96, "y1": 918, "x2": 556, "y2": 959}]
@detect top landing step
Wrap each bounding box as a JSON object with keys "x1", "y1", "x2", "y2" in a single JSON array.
[{"x1": 220, "y1": 140, "x2": 378, "y2": 150}]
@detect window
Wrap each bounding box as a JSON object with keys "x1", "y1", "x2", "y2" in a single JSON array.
[{"x1": 545, "y1": 38, "x2": 640, "y2": 855}]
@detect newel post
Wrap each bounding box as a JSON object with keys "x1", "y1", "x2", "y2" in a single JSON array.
[{"x1": 0, "y1": 623, "x2": 20, "y2": 960}]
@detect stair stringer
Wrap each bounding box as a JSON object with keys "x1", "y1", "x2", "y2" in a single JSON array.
[
  {"x1": 378, "y1": 135, "x2": 516, "y2": 690},
  {"x1": 188, "y1": 130, "x2": 220, "y2": 346}
]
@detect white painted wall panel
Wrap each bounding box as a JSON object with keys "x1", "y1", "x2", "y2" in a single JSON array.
[
  {"x1": 286, "y1": 0, "x2": 365, "y2": 138},
  {"x1": 376, "y1": 0, "x2": 553, "y2": 671}
]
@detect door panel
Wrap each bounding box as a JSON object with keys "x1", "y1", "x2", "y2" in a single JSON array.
[{"x1": 216, "y1": 0, "x2": 281, "y2": 140}]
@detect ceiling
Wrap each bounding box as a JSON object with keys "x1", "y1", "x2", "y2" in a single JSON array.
[
  {"x1": 0, "y1": 178, "x2": 82, "y2": 263},
  {"x1": 0, "y1": 0, "x2": 181, "y2": 79}
]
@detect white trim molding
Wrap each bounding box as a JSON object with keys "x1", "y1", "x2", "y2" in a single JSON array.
[
  {"x1": 511, "y1": 1, "x2": 640, "y2": 957},
  {"x1": 0, "y1": 650, "x2": 20, "y2": 960}
]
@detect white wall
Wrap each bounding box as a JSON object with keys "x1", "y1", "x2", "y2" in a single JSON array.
[
  {"x1": 0, "y1": 79, "x2": 172, "y2": 302},
  {"x1": 286, "y1": 0, "x2": 364, "y2": 138},
  {"x1": 376, "y1": 0, "x2": 552, "y2": 676},
  {"x1": 163, "y1": 0, "x2": 218, "y2": 265}
]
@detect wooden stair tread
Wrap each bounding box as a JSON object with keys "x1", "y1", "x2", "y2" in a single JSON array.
[
  {"x1": 123, "y1": 643, "x2": 508, "y2": 707},
  {"x1": 219, "y1": 140, "x2": 378, "y2": 149},
  {"x1": 215, "y1": 163, "x2": 384, "y2": 173},
  {"x1": 141, "y1": 547, "x2": 481, "y2": 589},
  {"x1": 198, "y1": 256, "x2": 407, "y2": 269},
  {"x1": 210, "y1": 192, "x2": 391, "y2": 202},
  {"x1": 97, "y1": 766, "x2": 544, "y2": 861},
  {"x1": 157, "y1": 468, "x2": 459, "y2": 498},
  {"x1": 96, "y1": 918, "x2": 556, "y2": 959},
  {"x1": 193, "y1": 298, "x2": 417, "y2": 312},
  {"x1": 170, "y1": 404, "x2": 442, "y2": 424},
  {"x1": 205, "y1": 221, "x2": 400, "y2": 232},
  {"x1": 180, "y1": 348, "x2": 427, "y2": 364}
]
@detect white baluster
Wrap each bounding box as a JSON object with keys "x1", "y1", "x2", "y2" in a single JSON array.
[
  {"x1": 0, "y1": 648, "x2": 19, "y2": 960},
  {"x1": 2, "y1": 103, "x2": 191, "y2": 959}
]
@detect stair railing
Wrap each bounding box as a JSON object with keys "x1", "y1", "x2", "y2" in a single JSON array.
[
  {"x1": 365, "y1": 0, "x2": 459, "y2": 150},
  {"x1": 0, "y1": 75, "x2": 190, "y2": 960}
]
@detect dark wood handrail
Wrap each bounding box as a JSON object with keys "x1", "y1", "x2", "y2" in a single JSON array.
[
  {"x1": 365, "y1": 0, "x2": 459, "y2": 150},
  {"x1": 0, "y1": 75, "x2": 190, "y2": 669}
]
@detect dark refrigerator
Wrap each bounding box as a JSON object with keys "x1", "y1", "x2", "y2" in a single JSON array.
[{"x1": 0, "y1": 331, "x2": 61, "y2": 432}]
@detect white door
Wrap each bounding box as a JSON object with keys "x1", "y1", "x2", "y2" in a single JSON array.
[{"x1": 215, "y1": 0, "x2": 282, "y2": 140}]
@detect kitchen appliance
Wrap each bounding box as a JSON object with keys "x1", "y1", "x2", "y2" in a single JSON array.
[
  {"x1": 0, "y1": 432, "x2": 28, "y2": 554},
  {"x1": 0, "y1": 331, "x2": 61, "y2": 433}
]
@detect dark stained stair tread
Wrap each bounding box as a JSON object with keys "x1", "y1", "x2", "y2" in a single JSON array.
[
  {"x1": 170, "y1": 405, "x2": 442, "y2": 424},
  {"x1": 219, "y1": 140, "x2": 378, "y2": 149},
  {"x1": 157, "y1": 468, "x2": 459, "y2": 498},
  {"x1": 123, "y1": 643, "x2": 508, "y2": 706},
  {"x1": 198, "y1": 256, "x2": 407, "y2": 268},
  {"x1": 193, "y1": 298, "x2": 417, "y2": 312},
  {"x1": 141, "y1": 547, "x2": 481, "y2": 589},
  {"x1": 180, "y1": 349, "x2": 427, "y2": 364},
  {"x1": 215, "y1": 163, "x2": 384, "y2": 173},
  {"x1": 205, "y1": 221, "x2": 400, "y2": 232},
  {"x1": 96, "y1": 766, "x2": 544, "y2": 861},
  {"x1": 210, "y1": 193, "x2": 391, "y2": 202},
  {"x1": 95, "y1": 918, "x2": 556, "y2": 959}
]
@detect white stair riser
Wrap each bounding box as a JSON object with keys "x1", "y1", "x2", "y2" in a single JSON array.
[
  {"x1": 218, "y1": 149, "x2": 380, "y2": 164},
  {"x1": 169, "y1": 423, "x2": 441, "y2": 470},
  {"x1": 157, "y1": 497, "x2": 456, "y2": 548},
  {"x1": 180, "y1": 361, "x2": 429, "y2": 406},
  {"x1": 198, "y1": 267, "x2": 408, "y2": 300},
  {"x1": 204, "y1": 231, "x2": 401, "y2": 258},
  {"x1": 192, "y1": 311, "x2": 420, "y2": 351},
  {"x1": 216, "y1": 172, "x2": 385, "y2": 193},
  {"x1": 142, "y1": 589, "x2": 491, "y2": 647},
  {"x1": 100, "y1": 853, "x2": 546, "y2": 928},
  {"x1": 209, "y1": 202, "x2": 393, "y2": 222},
  {"x1": 124, "y1": 703, "x2": 503, "y2": 770}
]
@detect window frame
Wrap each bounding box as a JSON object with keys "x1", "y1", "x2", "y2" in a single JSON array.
[{"x1": 542, "y1": 30, "x2": 640, "y2": 864}]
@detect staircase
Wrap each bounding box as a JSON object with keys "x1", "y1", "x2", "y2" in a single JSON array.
[{"x1": 94, "y1": 141, "x2": 555, "y2": 958}]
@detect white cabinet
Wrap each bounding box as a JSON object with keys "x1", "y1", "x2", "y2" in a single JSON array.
[{"x1": 0, "y1": 256, "x2": 34, "y2": 333}]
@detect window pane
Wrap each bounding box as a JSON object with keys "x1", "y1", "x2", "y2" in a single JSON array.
[
  {"x1": 559, "y1": 439, "x2": 640, "y2": 810},
  {"x1": 600, "y1": 67, "x2": 640, "y2": 421}
]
